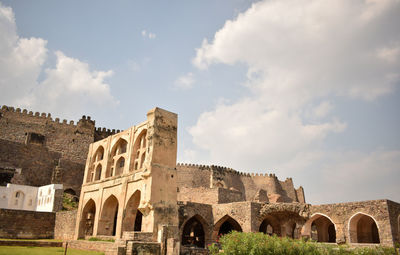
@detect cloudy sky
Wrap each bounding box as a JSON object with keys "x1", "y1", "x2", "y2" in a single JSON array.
[{"x1": 1, "y1": 0, "x2": 399, "y2": 204}]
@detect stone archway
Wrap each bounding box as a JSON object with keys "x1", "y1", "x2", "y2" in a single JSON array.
[
  {"x1": 98, "y1": 195, "x2": 119, "y2": 236},
  {"x1": 302, "y1": 213, "x2": 336, "y2": 243},
  {"x1": 122, "y1": 190, "x2": 141, "y2": 232},
  {"x1": 181, "y1": 215, "x2": 206, "y2": 248},
  {"x1": 78, "y1": 199, "x2": 96, "y2": 238},
  {"x1": 213, "y1": 215, "x2": 242, "y2": 241},
  {"x1": 349, "y1": 213, "x2": 380, "y2": 243},
  {"x1": 259, "y1": 214, "x2": 280, "y2": 236}
]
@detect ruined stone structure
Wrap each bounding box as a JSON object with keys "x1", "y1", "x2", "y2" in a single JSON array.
[
  {"x1": 0, "y1": 105, "x2": 119, "y2": 195},
  {"x1": 74, "y1": 107, "x2": 400, "y2": 255}
]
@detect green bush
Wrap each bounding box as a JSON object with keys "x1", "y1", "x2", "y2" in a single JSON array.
[{"x1": 208, "y1": 232, "x2": 397, "y2": 255}]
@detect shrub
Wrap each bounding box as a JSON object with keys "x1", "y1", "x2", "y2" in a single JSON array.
[{"x1": 208, "y1": 232, "x2": 397, "y2": 255}]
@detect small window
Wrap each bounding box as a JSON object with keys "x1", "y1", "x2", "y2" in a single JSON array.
[
  {"x1": 26, "y1": 132, "x2": 46, "y2": 145},
  {"x1": 15, "y1": 192, "x2": 20, "y2": 198},
  {"x1": 119, "y1": 158, "x2": 125, "y2": 168},
  {"x1": 14, "y1": 199, "x2": 18, "y2": 205}
]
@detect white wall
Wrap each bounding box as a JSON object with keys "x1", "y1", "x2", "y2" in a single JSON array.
[
  {"x1": 36, "y1": 184, "x2": 63, "y2": 212},
  {"x1": 0, "y1": 183, "x2": 62, "y2": 212}
]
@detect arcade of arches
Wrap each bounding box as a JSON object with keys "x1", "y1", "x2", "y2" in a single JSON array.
[{"x1": 77, "y1": 191, "x2": 143, "y2": 239}]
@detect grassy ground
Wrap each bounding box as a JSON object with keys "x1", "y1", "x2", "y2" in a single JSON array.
[
  {"x1": 0, "y1": 238, "x2": 62, "y2": 242},
  {"x1": 0, "y1": 246, "x2": 104, "y2": 255}
]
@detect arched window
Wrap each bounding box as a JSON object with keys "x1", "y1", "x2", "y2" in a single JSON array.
[
  {"x1": 94, "y1": 164, "x2": 102, "y2": 181},
  {"x1": 182, "y1": 216, "x2": 206, "y2": 248},
  {"x1": 88, "y1": 146, "x2": 105, "y2": 183},
  {"x1": 349, "y1": 213, "x2": 380, "y2": 243},
  {"x1": 132, "y1": 130, "x2": 147, "y2": 171},
  {"x1": 108, "y1": 138, "x2": 128, "y2": 177}
]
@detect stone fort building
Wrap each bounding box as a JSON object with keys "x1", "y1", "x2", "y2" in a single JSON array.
[
  {"x1": 0, "y1": 105, "x2": 399, "y2": 254},
  {"x1": 74, "y1": 107, "x2": 400, "y2": 254}
]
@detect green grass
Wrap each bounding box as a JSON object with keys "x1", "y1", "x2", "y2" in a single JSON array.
[
  {"x1": 88, "y1": 237, "x2": 115, "y2": 242},
  {"x1": 0, "y1": 246, "x2": 104, "y2": 255},
  {"x1": 0, "y1": 238, "x2": 62, "y2": 242}
]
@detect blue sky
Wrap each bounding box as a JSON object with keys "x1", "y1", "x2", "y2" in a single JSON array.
[{"x1": 1, "y1": 0, "x2": 399, "y2": 204}]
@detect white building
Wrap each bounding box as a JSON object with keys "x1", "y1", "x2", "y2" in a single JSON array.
[{"x1": 0, "y1": 183, "x2": 63, "y2": 212}]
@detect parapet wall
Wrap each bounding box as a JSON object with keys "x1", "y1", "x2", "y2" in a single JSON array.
[
  {"x1": 0, "y1": 209, "x2": 55, "y2": 239},
  {"x1": 176, "y1": 163, "x2": 305, "y2": 204}
]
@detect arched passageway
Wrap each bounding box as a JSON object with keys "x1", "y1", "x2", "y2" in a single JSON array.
[
  {"x1": 98, "y1": 195, "x2": 119, "y2": 236},
  {"x1": 349, "y1": 213, "x2": 380, "y2": 243},
  {"x1": 78, "y1": 199, "x2": 96, "y2": 238},
  {"x1": 122, "y1": 191, "x2": 142, "y2": 232},
  {"x1": 182, "y1": 215, "x2": 206, "y2": 248},
  {"x1": 259, "y1": 215, "x2": 280, "y2": 236},
  {"x1": 213, "y1": 215, "x2": 242, "y2": 240},
  {"x1": 303, "y1": 214, "x2": 336, "y2": 243},
  {"x1": 261, "y1": 211, "x2": 305, "y2": 238}
]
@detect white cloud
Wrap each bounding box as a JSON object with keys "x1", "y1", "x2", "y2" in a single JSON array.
[
  {"x1": 188, "y1": 0, "x2": 400, "y2": 203},
  {"x1": 0, "y1": 3, "x2": 117, "y2": 120},
  {"x1": 312, "y1": 101, "x2": 333, "y2": 119},
  {"x1": 141, "y1": 29, "x2": 156, "y2": 39},
  {"x1": 174, "y1": 72, "x2": 195, "y2": 90}
]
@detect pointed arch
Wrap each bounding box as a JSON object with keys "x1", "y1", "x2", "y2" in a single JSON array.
[
  {"x1": 131, "y1": 129, "x2": 147, "y2": 171},
  {"x1": 348, "y1": 212, "x2": 380, "y2": 243},
  {"x1": 182, "y1": 215, "x2": 206, "y2": 248},
  {"x1": 212, "y1": 215, "x2": 242, "y2": 241},
  {"x1": 87, "y1": 146, "x2": 105, "y2": 182},
  {"x1": 301, "y1": 213, "x2": 336, "y2": 243},
  {"x1": 122, "y1": 190, "x2": 142, "y2": 232},
  {"x1": 78, "y1": 199, "x2": 96, "y2": 238},
  {"x1": 111, "y1": 138, "x2": 128, "y2": 157},
  {"x1": 98, "y1": 195, "x2": 119, "y2": 236}
]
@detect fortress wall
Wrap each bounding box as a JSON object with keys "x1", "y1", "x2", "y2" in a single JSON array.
[
  {"x1": 0, "y1": 209, "x2": 55, "y2": 239},
  {"x1": 0, "y1": 139, "x2": 60, "y2": 186},
  {"x1": 176, "y1": 164, "x2": 303, "y2": 203},
  {"x1": 176, "y1": 164, "x2": 211, "y2": 188},
  {"x1": 178, "y1": 186, "x2": 219, "y2": 204},
  {"x1": 0, "y1": 106, "x2": 95, "y2": 163}
]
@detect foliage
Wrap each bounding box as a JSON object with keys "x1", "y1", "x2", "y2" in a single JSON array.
[
  {"x1": 0, "y1": 246, "x2": 104, "y2": 255},
  {"x1": 62, "y1": 192, "x2": 79, "y2": 211},
  {"x1": 208, "y1": 232, "x2": 398, "y2": 255},
  {"x1": 88, "y1": 237, "x2": 115, "y2": 242}
]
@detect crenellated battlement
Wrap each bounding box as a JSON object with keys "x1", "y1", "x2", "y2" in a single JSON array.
[
  {"x1": 176, "y1": 162, "x2": 279, "y2": 178},
  {"x1": 0, "y1": 105, "x2": 96, "y2": 129}
]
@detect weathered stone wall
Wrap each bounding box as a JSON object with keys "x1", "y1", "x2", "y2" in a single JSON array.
[
  {"x1": 387, "y1": 200, "x2": 400, "y2": 244},
  {"x1": 55, "y1": 210, "x2": 77, "y2": 240},
  {"x1": 310, "y1": 200, "x2": 396, "y2": 246},
  {"x1": 0, "y1": 208, "x2": 55, "y2": 238},
  {"x1": 176, "y1": 164, "x2": 303, "y2": 204},
  {"x1": 176, "y1": 164, "x2": 211, "y2": 188},
  {"x1": 0, "y1": 106, "x2": 118, "y2": 195},
  {"x1": 0, "y1": 139, "x2": 60, "y2": 186}
]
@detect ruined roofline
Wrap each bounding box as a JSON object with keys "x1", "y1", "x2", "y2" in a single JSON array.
[
  {"x1": 176, "y1": 162, "x2": 292, "y2": 180},
  {"x1": 312, "y1": 199, "x2": 398, "y2": 207},
  {"x1": 0, "y1": 105, "x2": 121, "y2": 135}
]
